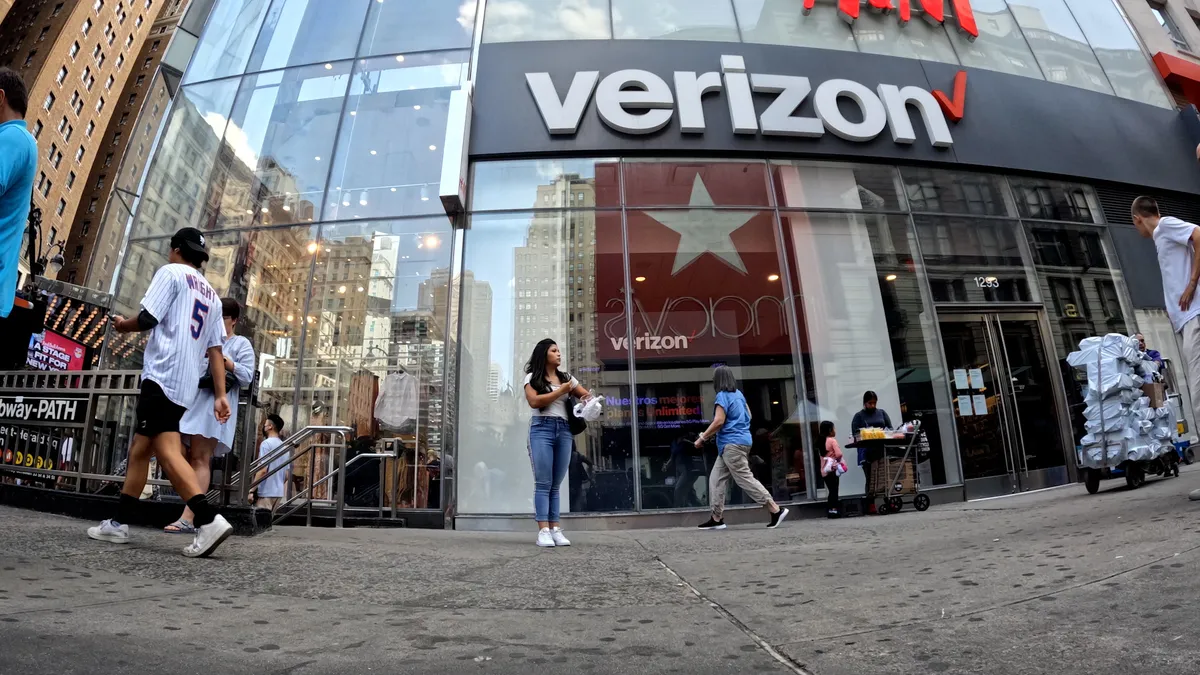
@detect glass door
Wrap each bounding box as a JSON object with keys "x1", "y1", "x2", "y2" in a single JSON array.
[{"x1": 938, "y1": 312, "x2": 1070, "y2": 499}]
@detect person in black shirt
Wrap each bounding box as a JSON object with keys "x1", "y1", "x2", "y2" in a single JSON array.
[{"x1": 851, "y1": 391, "x2": 893, "y2": 499}]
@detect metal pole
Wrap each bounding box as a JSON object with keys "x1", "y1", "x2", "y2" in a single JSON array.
[{"x1": 335, "y1": 432, "x2": 348, "y2": 528}]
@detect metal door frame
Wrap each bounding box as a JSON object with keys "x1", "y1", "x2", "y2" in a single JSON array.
[{"x1": 936, "y1": 306, "x2": 1077, "y2": 496}]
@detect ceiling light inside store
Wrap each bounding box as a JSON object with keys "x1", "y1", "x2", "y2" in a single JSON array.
[
  {"x1": 413, "y1": 105, "x2": 420, "y2": 110},
  {"x1": 261, "y1": 206, "x2": 269, "y2": 213},
  {"x1": 395, "y1": 55, "x2": 404, "y2": 62},
  {"x1": 370, "y1": 150, "x2": 377, "y2": 155},
  {"x1": 635, "y1": 276, "x2": 646, "y2": 282},
  {"x1": 424, "y1": 235, "x2": 440, "y2": 249},
  {"x1": 767, "y1": 274, "x2": 779, "y2": 282},
  {"x1": 338, "y1": 285, "x2": 346, "y2": 294},
  {"x1": 282, "y1": 204, "x2": 291, "y2": 212},
  {"x1": 357, "y1": 286, "x2": 364, "y2": 292},
  {"x1": 886, "y1": 274, "x2": 898, "y2": 282},
  {"x1": 324, "y1": 63, "x2": 332, "y2": 70},
  {"x1": 314, "y1": 156, "x2": 320, "y2": 161},
  {"x1": 306, "y1": 242, "x2": 319, "y2": 254},
  {"x1": 287, "y1": 315, "x2": 294, "y2": 322},
  {"x1": 349, "y1": 110, "x2": 356, "y2": 116},
  {"x1": 429, "y1": 145, "x2": 437, "y2": 151},
  {"x1": 390, "y1": 187, "x2": 397, "y2": 192}
]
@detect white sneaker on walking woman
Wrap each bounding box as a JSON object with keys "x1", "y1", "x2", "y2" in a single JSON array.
[
  {"x1": 537, "y1": 527, "x2": 556, "y2": 547},
  {"x1": 551, "y1": 527, "x2": 571, "y2": 546}
]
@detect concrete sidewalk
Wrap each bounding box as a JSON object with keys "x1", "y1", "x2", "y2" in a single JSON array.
[{"x1": 2, "y1": 469, "x2": 1200, "y2": 674}]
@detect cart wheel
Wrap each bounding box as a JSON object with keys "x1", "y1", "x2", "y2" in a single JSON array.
[
  {"x1": 889, "y1": 496, "x2": 904, "y2": 513},
  {"x1": 1186, "y1": 447, "x2": 1195, "y2": 465},
  {"x1": 1125, "y1": 465, "x2": 1145, "y2": 489},
  {"x1": 913, "y1": 493, "x2": 931, "y2": 512},
  {"x1": 876, "y1": 501, "x2": 890, "y2": 515},
  {"x1": 1084, "y1": 469, "x2": 1100, "y2": 495}
]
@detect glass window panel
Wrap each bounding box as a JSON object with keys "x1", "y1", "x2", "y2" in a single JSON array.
[
  {"x1": 359, "y1": 0, "x2": 476, "y2": 57},
  {"x1": 1064, "y1": 0, "x2": 1172, "y2": 108},
  {"x1": 298, "y1": 217, "x2": 455, "y2": 508},
  {"x1": 1003, "y1": 0, "x2": 1112, "y2": 94},
  {"x1": 852, "y1": 5, "x2": 960, "y2": 64},
  {"x1": 782, "y1": 211, "x2": 960, "y2": 489},
  {"x1": 482, "y1": 0, "x2": 612, "y2": 43},
  {"x1": 1007, "y1": 177, "x2": 1100, "y2": 223},
  {"x1": 458, "y1": 211, "x2": 635, "y2": 515},
  {"x1": 734, "y1": 0, "x2": 855, "y2": 51},
  {"x1": 622, "y1": 160, "x2": 771, "y2": 208},
  {"x1": 947, "y1": 0, "x2": 1043, "y2": 79},
  {"x1": 245, "y1": 0, "x2": 370, "y2": 74},
  {"x1": 612, "y1": 0, "x2": 739, "y2": 42},
  {"x1": 623, "y1": 205, "x2": 802, "y2": 507},
  {"x1": 325, "y1": 51, "x2": 469, "y2": 221},
  {"x1": 207, "y1": 62, "x2": 350, "y2": 232},
  {"x1": 912, "y1": 215, "x2": 1039, "y2": 303},
  {"x1": 773, "y1": 161, "x2": 903, "y2": 210},
  {"x1": 183, "y1": 0, "x2": 271, "y2": 84},
  {"x1": 133, "y1": 79, "x2": 240, "y2": 239},
  {"x1": 471, "y1": 158, "x2": 620, "y2": 211},
  {"x1": 899, "y1": 167, "x2": 1012, "y2": 216}
]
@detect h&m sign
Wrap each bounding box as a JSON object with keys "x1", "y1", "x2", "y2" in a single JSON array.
[{"x1": 527, "y1": 55, "x2": 967, "y2": 148}]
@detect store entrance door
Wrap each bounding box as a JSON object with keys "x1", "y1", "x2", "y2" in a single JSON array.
[{"x1": 938, "y1": 311, "x2": 1071, "y2": 500}]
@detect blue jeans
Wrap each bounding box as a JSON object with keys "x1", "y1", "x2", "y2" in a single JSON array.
[{"x1": 529, "y1": 416, "x2": 572, "y2": 523}]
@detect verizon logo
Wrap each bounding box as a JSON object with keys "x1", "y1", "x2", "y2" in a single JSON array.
[{"x1": 609, "y1": 335, "x2": 691, "y2": 352}]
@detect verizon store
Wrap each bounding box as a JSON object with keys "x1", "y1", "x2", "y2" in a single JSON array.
[
  {"x1": 94, "y1": 0, "x2": 1200, "y2": 530},
  {"x1": 452, "y1": 0, "x2": 1200, "y2": 528}
]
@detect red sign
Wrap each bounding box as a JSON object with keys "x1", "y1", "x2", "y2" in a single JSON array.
[
  {"x1": 596, "y1": 162, "x2": 798, "y2": 361},
  {"x1": 806, "y1": 0, "x2": 979, "y2": 40},
  {"x1": 27, "y1": 331, "x2": 86, "y2": 371}
]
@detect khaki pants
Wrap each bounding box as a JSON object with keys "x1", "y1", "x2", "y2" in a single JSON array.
[
  {"x1": 709, "y1": 444, "x2": 774, "y2": 520},
  {"x1": 1181, "y1": 316, "x2": 1200, "y2": 428}
]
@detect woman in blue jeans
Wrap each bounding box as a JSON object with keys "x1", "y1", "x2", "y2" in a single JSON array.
[{"x1": 523, "y1": 338, "x2": 592, "y2": 548}]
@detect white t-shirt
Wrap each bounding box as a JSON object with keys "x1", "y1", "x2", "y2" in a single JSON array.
[
  {"x1": 140, "y1": 263, "x2": 226, "y2": 407},
  {"x1": 257, "y1": 436, "x2": 288, "y2": 498},
  {"x1": 524, "y1": 372, "x2": 579, "y2": 420},
  {"x1": 1153, "y1": 216, "x2": 1200, "y2": 332}
]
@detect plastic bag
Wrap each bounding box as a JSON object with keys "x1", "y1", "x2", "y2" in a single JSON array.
[{"x1": 573, "y1": 396, "x2": 604, "y2": 422}]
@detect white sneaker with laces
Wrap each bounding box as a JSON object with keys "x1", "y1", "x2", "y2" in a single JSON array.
[
  {"x1": 551, "y1": 527, "x2": 571, "y2": 546},
  {"x1": 182, "y1": 514, "x2": 233, "y2": 558},
  {"x1": 536, "y1": 527, "x2": 556, "y2": 547},
  {"x1": 87, "y1": 519, "x2": 129, "y2": 544}
]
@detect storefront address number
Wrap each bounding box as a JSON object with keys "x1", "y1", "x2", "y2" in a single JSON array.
[{"x1": 974, "y1": 276, "x2": 1000, "y2": 288}]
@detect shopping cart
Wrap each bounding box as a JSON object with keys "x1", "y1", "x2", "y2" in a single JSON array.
[{"x1": 847, "y1": 420, "x2": 930, "y2": 515}]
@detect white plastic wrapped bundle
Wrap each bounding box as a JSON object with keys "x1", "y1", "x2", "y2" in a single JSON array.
[
  {"x1": 1066, "y1": 334, "x2": 1141, "y2": 368},
  {"x1": 1070, "y1": 335, "x2": 1165, "y2": 470}
]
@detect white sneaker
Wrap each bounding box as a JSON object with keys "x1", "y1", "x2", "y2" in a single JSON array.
[
  {"x1": 1189, "y1": 489, "x2": 1200, "y2": 501},
  {"x1": 87, "y1": 519, "x2": 129, "y2": 544},
  {"x1": 182, "y1": 514, "x2": 233, "y2": 558},
  {"x1": 536, "y1": 527, "x2": 556, "y2": 547},
  {"x1": 551, "y1": 527, "x2": 571, "y2": 546}
]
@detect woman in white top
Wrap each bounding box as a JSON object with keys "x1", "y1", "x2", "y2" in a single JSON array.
[
  {"x1": 523, "y1": 338, "x2": 592, "y2": 548},
  {"x1": 165, "y1": 298, "x2": 256, "y2": 534}
]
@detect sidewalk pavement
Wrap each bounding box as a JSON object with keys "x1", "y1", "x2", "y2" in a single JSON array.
[{"x1": 2, "y1": 469, "x2": 1200, "y2": 675}]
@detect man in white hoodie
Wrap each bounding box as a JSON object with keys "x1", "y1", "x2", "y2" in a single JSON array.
[{"x1": 1132, "y1": 196, "x2": 1200, "y2": 501}]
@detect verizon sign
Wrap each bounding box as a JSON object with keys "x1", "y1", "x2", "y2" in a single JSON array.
[
  {"x1": 527, "y1": 55, "x2": 965, "y2": 148},
  {"x1": 820, "y1": 0, "x2": 979, "y2": 40}
]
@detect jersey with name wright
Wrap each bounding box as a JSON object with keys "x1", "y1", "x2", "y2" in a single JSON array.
[{"x1": 140, "y1": 263, "x2": 225, "y2": 408}]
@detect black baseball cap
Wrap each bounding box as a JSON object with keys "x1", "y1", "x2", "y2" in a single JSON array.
[{"x1": 170, "y1": 227, "x2": 209, "y2": 264}]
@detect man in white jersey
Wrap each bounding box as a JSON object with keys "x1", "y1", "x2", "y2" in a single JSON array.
[
  {"x1": 1131, "y1": 197, "x2": 1200, "y2": 502},
  {"x1": 87, "y1": 227, "x2": 236, "y2": 556}
]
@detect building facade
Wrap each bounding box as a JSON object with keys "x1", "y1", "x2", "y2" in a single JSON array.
[
  {"x1": 103, "y1": 0, "x2": 1200, "y2": 529},
  {"x1": 0, "y1": 0, "x2": 181, "y2": 284}
]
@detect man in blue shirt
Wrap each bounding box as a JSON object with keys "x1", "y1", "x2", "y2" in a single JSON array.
[{"x1": 0, "y1": 68, "x2": 37, "y2": 319}]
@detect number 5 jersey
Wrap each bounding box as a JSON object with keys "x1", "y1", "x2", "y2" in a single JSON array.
[{"x1": 140, "y1": 262, "x2": 226, "y2": 409}]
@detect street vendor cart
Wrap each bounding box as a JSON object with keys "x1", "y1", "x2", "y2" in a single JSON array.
[{"x1": 846, "y1": 420, "x2": 930, "y2": 515}]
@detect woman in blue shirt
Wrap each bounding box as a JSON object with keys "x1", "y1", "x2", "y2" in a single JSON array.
[{"x1": 694, "y1": 366, "x2": 788, "y2": 530}]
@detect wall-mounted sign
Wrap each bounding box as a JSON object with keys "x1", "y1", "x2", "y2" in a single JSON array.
[
  {"x1": 816, "y1": 0, "x2": 979, "y2": 41},
  {"x1": 527, "y1": 55, "x2": 964, "y2": 148}
]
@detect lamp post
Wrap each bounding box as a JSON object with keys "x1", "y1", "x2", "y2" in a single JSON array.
[{"x1": 26, "y1": 204, "x2": 66, "y2": 281}]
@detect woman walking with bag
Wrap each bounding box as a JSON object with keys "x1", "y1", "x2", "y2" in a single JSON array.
[
  {"x1": 523, "y1": 338, "x2": 593, "y2": 548},
  {"x1": 164, "y1": 298, "x2": 255, "y2": 534},
  {"x1": 695, "y1": 366, "x2": 788, "y2": 530}
]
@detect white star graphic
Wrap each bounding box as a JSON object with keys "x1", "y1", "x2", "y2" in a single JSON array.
[{"x1": 645, "y1": 175, "x2": 757, "y2": 276}]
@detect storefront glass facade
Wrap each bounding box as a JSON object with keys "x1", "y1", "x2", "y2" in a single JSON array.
[
  {"x1": 458, "y1": 159, "x2": 1131, "y2": 514},
  {"x1": 96, "y1": 0, "x2": 1162, "y2": 522}
]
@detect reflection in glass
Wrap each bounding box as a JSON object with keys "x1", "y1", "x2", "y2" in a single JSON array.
[
  {"x1": 458, "y1": 210, "x2": 635, "y2": 515},
  {"x1": 300, "y1": 218, "x2": 454, "y2": 508},
  {"x1": 734, "y1": 0, "x2": 855, "y2": 51},
  {"x1": 901, "y1": 167, "x2": 1012, "y2": 217},
  {"x1": 245, "y1": 0, "x2": 371, "y2": 74},
  {"x1": 482, "y1": 0, "x2": 612, "y2": 43},
  {"x1": 325, "y1": 51, "x2": 468, "y2": 221},
  {"x1": 773, "y1": 161, "x2": 903, "y2": 211},
  {"x1": 782, "y1": 212, "x2": 959, "y2": 490},
  {"x1": 1065, "y1": 0, "x2": 1171, "y2": 107},
  {"x1": 948, "y1": 0, "x2": 1043, "y2": 79},
  {"x1": 209, "y1": 62, "x2": 350, "y2": 231},
  {"x1": 359, "y1": 0, "x2": 476, "y2": 57},
  {"x1": 852, "y1": 6, "x2": 958, "y2": 64},
  {"x1": 1007, "y1": 177, "x2": 1100, "y2": 223},
  {"x1": 184, "y1": 0, "x2": 271, "y2": 84},
  {"x1": 470, "y1": 158, "x2": 620, "y2": 211},
  {"x1": 913, "y1": 215, "x2": 1037, "y2": 303},
  {"x1": 1003, "y1": 0, "x2": 1111, "y2": 94},
  {"x1": 622, "y1": 160, "x2": 771, "y2": 208},
  {"x1": 612, "y1": 0, "x2": 739, "y2": 42},
  {"x1": 135, "y1": 79, "x2": 240, "y2": 239}
]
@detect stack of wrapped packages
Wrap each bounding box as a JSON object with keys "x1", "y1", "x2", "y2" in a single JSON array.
[{"x1": 1067, "y1": 334, "x2": 1174, "y2": 469}]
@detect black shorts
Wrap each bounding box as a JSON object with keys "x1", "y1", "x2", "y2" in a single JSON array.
[{"x1": 135, "y1": 380, "x2": 187, "y2": 438}]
